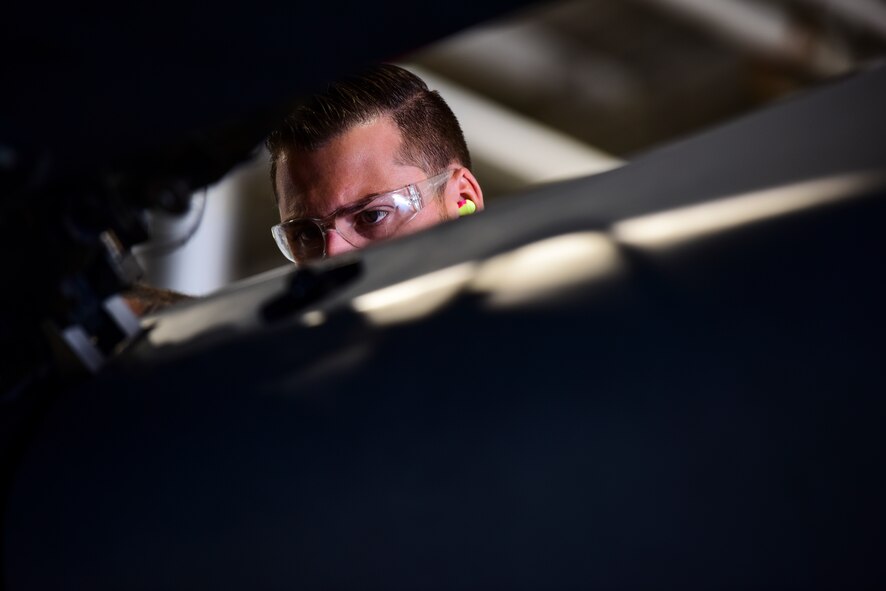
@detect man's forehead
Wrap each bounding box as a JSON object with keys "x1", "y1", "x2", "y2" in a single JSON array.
[
  {"x1": 279, "y1": 172, "x2": 407, "y2": 220},
  {"x1": 276, "y1": 117, "x2": 422, "y2": 220}
]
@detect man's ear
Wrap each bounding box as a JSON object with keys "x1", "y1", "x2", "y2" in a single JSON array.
[{"x1": 446, "y1": 166, "x2": 484, "y2": 219}]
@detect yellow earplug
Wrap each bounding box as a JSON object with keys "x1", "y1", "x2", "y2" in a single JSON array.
[{"x1": 457, "y1": 199, "x2": 476, "y2": 216}]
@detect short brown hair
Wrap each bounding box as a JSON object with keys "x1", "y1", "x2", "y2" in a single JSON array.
[{"x1": 266, "y1": 64, "x2": 471, "y2": 197}]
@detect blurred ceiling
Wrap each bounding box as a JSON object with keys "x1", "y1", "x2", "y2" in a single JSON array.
[
  {"x1": 413, "y1": 0, "x2": 886, "y2": 158},
  {"x1": 140, "y1": 0, "x2": 886, "y2": 294}
]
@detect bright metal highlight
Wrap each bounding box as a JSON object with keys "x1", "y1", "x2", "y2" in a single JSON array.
[
  {"x1": 471, "y1": 232, "x2": 621, "y2": 308},
  {"x1": 611, "y1": 173, "x2": 882, "y2": 249},
  {"x1": 352, "y1": 263, "x2": 478, "y2": 326},
  {"x1": 352, "y1": 232, "x2": 623, "y2": 325}
]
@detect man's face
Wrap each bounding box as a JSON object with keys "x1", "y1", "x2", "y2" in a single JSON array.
[{"x1": 275, "y1": 115, "x2": 455, "y2": 260}]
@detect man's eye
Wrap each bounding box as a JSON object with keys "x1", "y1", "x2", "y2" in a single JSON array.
[
  {"x1": 288, "y1": 224, "x2": 322, "y2": 246},
  {"x1": 357, "y1": 209, "x2": 390, "y2": 225}
]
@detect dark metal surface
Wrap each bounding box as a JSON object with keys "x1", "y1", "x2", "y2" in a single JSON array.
[
  {"x1": 0, "y1": 1, "x2": 534, "y2": 184},
  {"x1": 4, "y1": 62, "x2": 886, "y2": 588},
  {"x1": 0, "y1": 2, "x2": 539, "y2": 587}
]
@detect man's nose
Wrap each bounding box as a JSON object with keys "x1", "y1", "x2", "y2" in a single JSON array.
[{"x1": 324, "y1": 229, "x2": 357, "y2": 258}]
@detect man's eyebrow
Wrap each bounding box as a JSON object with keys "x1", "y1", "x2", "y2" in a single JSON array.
[
  {"x1": 286, "y1": 192, "x2": 385, "y2": 224},
  {"x1": 337, "y1": 193, "x2": 383, "y2": 215}
]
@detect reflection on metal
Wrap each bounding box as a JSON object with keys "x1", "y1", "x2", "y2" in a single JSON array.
[
  {"x1": 274, "y1": 341, "x2": 373, "y2": 391},
  {"x1": 471, "y1": 232, "x2": 621, "y2": 308},
  {"x1": 144, "y1": 284, "x2": 273, "y2": 347},
  {"x1": 352, "y1": 263, "x2": 478, "y2": 326},
  {"x1": 145, "y1": 303, "x2": 227, "y2": 347},
  {"x1": 103, "y1": 295, "x2": 141, "y2": 338},
  {"x1": 353, "y1": 232, "x2": 621, "y2": 325},
  {"x1": 301, "y1": 310, "x2": 327, "y2": 327},
  {"x1": 406, "y1": 65, "x2": 622, "y2": 186},
  {"x1": 611, "y1": 172, "x2": 882, "y2": 249},
  {"x1": 61, "y1": 326, "x2": 105, "y2": 373}
]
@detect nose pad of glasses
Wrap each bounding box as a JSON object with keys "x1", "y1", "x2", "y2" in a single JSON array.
[{"x1": 324, "y1": 227, "x2": 360, "y2": 257}]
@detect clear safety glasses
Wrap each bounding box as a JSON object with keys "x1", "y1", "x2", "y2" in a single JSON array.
[{"x1": 272, "y1": 169, "x2": 454, "y2": 263}]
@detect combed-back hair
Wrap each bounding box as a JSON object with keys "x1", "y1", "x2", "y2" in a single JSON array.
[{"x1": 266, "y1": 64, "x2": 471, "y2": 197}]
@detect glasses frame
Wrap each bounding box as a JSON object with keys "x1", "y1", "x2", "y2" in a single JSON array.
[{"x1": 272, "y1": 168, "x2": 455, "y2": 263}]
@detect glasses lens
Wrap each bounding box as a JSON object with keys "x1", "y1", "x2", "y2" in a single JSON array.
[
  {"x1": 338, "y1": 194, "x2": 417, "y2": 244},
  {"x1": 282, "y1": 220, "x2": 326, "y2": 262}
]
